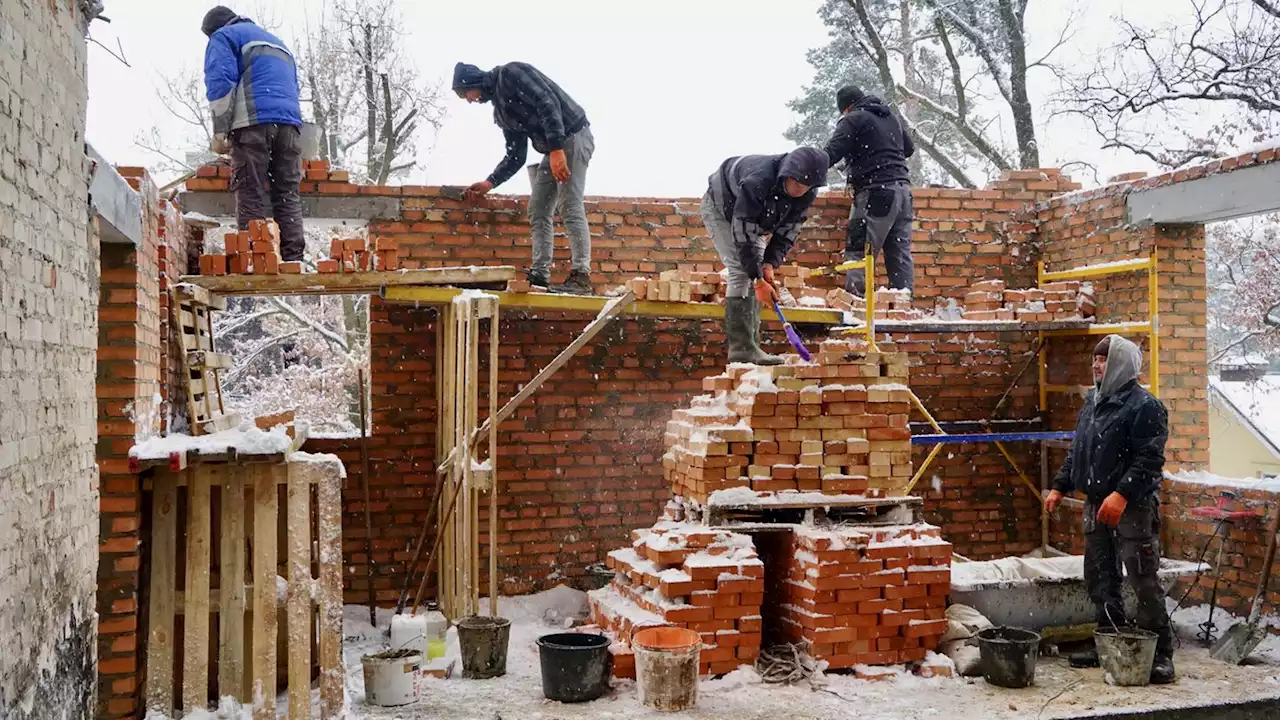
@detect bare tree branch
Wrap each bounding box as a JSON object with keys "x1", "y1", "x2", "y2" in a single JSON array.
[
  {"x1": 224, "y1": 330, "x2": 307, "y2": 385},
  {"x1": 268, "y1": 297, "x2": 350, "y2": 352},
  {"x1": 1254, "y1": 0, "x2": 1280, "y2": 18},
  {"x1": 897, "y1": 83, "x2": 1014, "y2": 169}
]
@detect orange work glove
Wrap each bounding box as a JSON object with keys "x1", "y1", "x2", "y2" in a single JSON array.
[
  {"x1": 1044, "y1": 489, "x2": 1064, "y2": 513},
  {"x1": 754, "y1": 277, "x2": 779, "y2": 306},
  {"x1": 1097, "y1": 491, "x2": 1129, "y2": 527},
  {"x1": 549, "y1": 149, "x2": 570, "y2": 182},
  {"x1": 464, "y1": 180, "x2": 494, "y2": 202},
  {"x1": 762, "y1": 264, "x2": 778, "y2": 288}
]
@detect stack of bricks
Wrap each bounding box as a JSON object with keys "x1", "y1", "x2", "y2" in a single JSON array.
[
  {"x1": 184, "y1": 161, "x2": 231, "y2": 192},
  {"x1": 826, "y1": 287, "x2": 923, "y2": 321},
  {"x1": 588, "y1": 523, "x2": 765, "y2": 679},
  {"x1": 962, "y1": 279, "x2": 1094, "y2": 322},
  {"x1": 198, "y1": 220, "x2": 296, "y2": 275},
  {"x1": 303, "y1": 159, "x2": 351, "y2": 184},
  {"x1": 662, "y1": 338, "x2": 914, "y2": 505},
  {"x1": 316, "y1": 236, "x2": 399, "y2": 273},
  {"x1": 185, "y1": 159, "x2": 354, "y2": 194},
  {"x1": 624, "y1": 265, "x2": 724, "y2": 303},
  {"x1": 774, "y1": 524, "x2": 952, "y2": 672}
]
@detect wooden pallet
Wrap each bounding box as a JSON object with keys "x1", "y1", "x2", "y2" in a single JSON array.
[
  {"x1": 143, "y1": 456, "x2": 343, "y2": 719},
  {"x1": 174, "y1": 283, "x2": 240, "y2": 434}
]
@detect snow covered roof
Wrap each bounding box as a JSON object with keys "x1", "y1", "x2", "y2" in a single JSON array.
[
  {"x1": 1209, "y1": 376, "x2": 1280, "y2": 459},
  {"x1": 1214, "y1": 354, "x2": 1270, "y2": 368}
]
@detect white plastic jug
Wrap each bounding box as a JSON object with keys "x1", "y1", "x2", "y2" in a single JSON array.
[{"x1": 423, "y1": 603, "x2": 448, "y2": 661}]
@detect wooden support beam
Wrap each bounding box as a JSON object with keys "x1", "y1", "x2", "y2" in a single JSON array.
[
  {"x1": 182, "y1": 467, "x2": 214, "y2": 713},
  {"x1": 181, "y1": 266, "x2": 517, "y2": 296},
  {"x1": 436, "y1": 291, "x2": 636, "y2": 476},
  {"x1": 219, "y1": 472, "x2": 247, "y2": 701},
  {"x1": 145, "y1": 477, "x2": 178, "y2": 715},
  {"x1": 316, "y1": 460, "x2": 345, "y2": 718},
  {"x1": 286, "y1": 465, "x2": 312, "y2": 719},
  {"x1": 251, "y1": 465, "x2": 279, "y2": 720}
]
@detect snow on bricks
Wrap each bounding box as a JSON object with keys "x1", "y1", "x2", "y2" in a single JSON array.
[
  {"x1": 589, "y1": 525, "x2": 765, "y2": 678},
  {"x1": 663, "y1": 338, "x2": 914, "y2": 504}
]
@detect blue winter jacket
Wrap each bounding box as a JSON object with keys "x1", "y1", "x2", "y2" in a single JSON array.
[{"x1": 203, "y1": 18, "x2": 302, "y2": 135}]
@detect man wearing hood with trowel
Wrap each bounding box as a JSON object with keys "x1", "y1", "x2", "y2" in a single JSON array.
[
  {"x1": 1045, "y1": 335, "x2": 1175, "y2": 683},
  {"x1": 823, "y1": 86, "x2": 915, "y2": 298},
  {"x1": 701, "y1": 147, "x2": 829, "y2": 366}
]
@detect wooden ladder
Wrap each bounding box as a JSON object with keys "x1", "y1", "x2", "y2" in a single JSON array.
[{"x1": 174, "y1": 283, "x2": 241, "y2": 434}]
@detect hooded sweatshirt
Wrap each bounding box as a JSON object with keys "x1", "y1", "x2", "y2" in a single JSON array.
[
  {"x1": 823, "y1": 95, "x2": 914, "y2": 189},
  {"x1": 707, "y1": 148, "x2": 829, "y2": 281},
  {"x1": 203, "y1": 16, "x2": 302, "y2": 134},
  {"x1": 452, "y1": 62, "x2": 589, "y2": 188},
  {"x1": 1053, "y1": 335, "x2": 1169, "y2": 503}
]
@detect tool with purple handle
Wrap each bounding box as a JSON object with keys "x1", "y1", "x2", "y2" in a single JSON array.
[{"x1": 772, "y1": 301, "x2": 812, "y2": 361}]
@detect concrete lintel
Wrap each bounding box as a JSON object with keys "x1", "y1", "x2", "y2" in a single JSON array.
[
  {"x1": 87, "y1": 144, "x2": 142, "y2": 245},
  {"x1": 177, "y1": 191, "x2": 402, "y2": 220},
  {"x1": 1127, "y1": 161, "x2": 1280, "y2": 225}
]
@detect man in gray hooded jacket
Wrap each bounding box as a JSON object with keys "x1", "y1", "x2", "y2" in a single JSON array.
[{"x1": 1045, "y1": 335, "x2": 1174, "y2": 683}]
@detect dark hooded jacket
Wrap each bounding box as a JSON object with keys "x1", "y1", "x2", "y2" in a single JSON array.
[
  {"x1": 824, "y1": 95, "x2": 913, "y2": 189},
  {"x1": 453, "y1": 62, "x2": 588, "y2": 187},
  {"x1": 1053, "y1": 335, "x2": 1169, "y2": 504},
  {"x1": 707, "y1": 148, "x2": 829, "y2": 281}
]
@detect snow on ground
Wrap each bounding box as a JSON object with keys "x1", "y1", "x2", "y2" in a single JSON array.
[{"x1": 150, "y1": 587, "x2": 1280, "y2": 719}]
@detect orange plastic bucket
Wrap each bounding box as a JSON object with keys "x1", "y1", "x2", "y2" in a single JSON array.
[{"x1": 632, "y1": 627, "x2": 701, "y2": 712}]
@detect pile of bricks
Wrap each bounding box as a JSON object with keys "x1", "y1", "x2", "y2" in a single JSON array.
[
  {"x1": 317, "y1": 236, "x2": 399, "y2": 273},
  {"x1": 825, "y1": 287, "x2": 923, "y2": 321},
  {"x1": 626, "y1": 265, "x2": 725, "y2": 303},
  {"x1": 588, "y1": 523, "x2": 765, "y2": 679},
  {"x1": 961, "y1": 279, "x2": 1095, "y2": 322},
  {"x1": 184, "y1": 161, "x2": 232, "y2": 192},
  {"x1": 199, "y1": 220, "x2": 297, "y2": 275},
  {"x1": 662, "y1": 339, "x2": 913, "y2": 505},
  {"x1": 303, "y1": 159, "x2": 350, "y2": 184},
  {"x1": 184, "y1": 159, "x2": 353, "y2": 193},
  {"x1": 774, "y1": 524, "x2": 952, "y2": 671}
]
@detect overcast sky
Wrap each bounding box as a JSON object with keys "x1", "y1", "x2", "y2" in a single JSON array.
[{"x1": 86, "y1": 0, "x2": 1186, "y2": 196}]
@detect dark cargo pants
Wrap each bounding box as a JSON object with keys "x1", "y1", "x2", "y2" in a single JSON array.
[
  {"x1": 230, "y1": 123, "x2": 305, "y2": 261},
  {"x1": 844, "y1": 182, "x2": 914, "y2": 296},
  {"x1": 1084, "y1": 496, "x2": 1174, "y2": 657}
]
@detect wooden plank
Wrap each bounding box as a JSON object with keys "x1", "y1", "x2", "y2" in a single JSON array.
[
  {"x1": 317, "y1": 460, "x2": 345, "y2": 718},
  {"x1": 177, "y1": 282, "x2": 229, "y2": 311},
  {"x1": 438, "y1": 302, "x2": 457, "y2": 617},
  {"x1": 466, "y1": 298, "x2": 481, "y2": 615},
  {"x1": 488, "y1": 307, "x2": 499, "y2": 616},
  {"x1": 199, "y1": 412, "x2": 242, "y2": 434},
  {"x1": 219, "y1": 470, "x2": 247, "y2": 701},
  {"x1": 145, "y1": 476, "x2": 179, "y2": 715},
  {"x1": 252, "y1": 465, "x2": 279, "y2": 720},
  {"x1": 181, "y1": 265, "x2": 518, "y2": 296},
  {"x1": 188, "y1": 350, "x2": 233, "y2": 369},
  {"x1": 436, "y1": 291, "x2": 636, "y2": 476},
  {"x1": 183, "y1": 467, "x2": 214, "y2": 713},
  {"x1": 286, "y1": 464, "x2": 312, "y2": 719}
]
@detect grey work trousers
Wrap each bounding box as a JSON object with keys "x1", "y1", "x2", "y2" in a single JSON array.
[
  {"x1": 1083, "y1": 496, "x2": 1174, "y2": 657},
  {"x1": 529, "y1": 126, "x2": 596, "y2": 276},
  {"x1": 844, "y1": 182, "x2": 914, "y2": 296},
  {"x1": 230, "y1": 123, "x2": 305, "y2": 261},
  {"x1": 701, "y1": 191, "x2": 765, "y2": 299}
]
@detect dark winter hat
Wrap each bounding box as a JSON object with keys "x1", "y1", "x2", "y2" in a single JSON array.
[
  {"x1": 837, "y1": 86, "x2": 866, "y2": 113},
  {"x1": 1094, "y1": 336, "x2": 1112, "y2": 357},
  {"x1": 452, "y1": 63, "x2": 487, "y2": 91},
  {"x1": 779, "y1": 147, "x2": 830, "y2": 187},
  {"x1": 202, "y1": 6, "x2": 238, "y2": 36}
]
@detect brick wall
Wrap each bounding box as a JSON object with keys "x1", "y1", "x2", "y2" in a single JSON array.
[
  {"x1": 96, "y1": 168, "x2": 167, "y2": 720},
  {"x1": 0, "y1": 1, "x2": 98, "y2": 718}
]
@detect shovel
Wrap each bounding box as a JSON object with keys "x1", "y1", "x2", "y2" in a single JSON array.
[
  {"x1": 1210, "y1": 500, "x2": 1280, "y2": 664},
  {"x1": 772, "y1": 301, "x2": 812, "y2": 362}
]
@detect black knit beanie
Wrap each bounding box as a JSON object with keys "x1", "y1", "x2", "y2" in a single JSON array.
[
  {"x1": 202, "y1": 6, "x2": 238, "y2": 37},
  {"x1": 836, "y1": 86, "x2": 866, "y2": 113}
]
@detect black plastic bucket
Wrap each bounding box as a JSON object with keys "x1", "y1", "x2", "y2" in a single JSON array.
[
  {"x1": 457, "y1": 615, "x2": 511, "y2": 679},
  {"x1": 977, "y1": 626, "x2": 1041, "y2": 688},
  {"x1": 537, "y1": 632, "x2": 613, "y2": 703}
]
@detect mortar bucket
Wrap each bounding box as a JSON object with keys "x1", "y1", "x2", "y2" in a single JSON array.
[
  {"x1": 457, "y1": 615, "x2": 511, "y2": 679},
  {"x1": 977, "y1": 626, "x2": 1040, "y2": 688},
  {"x1": 361, "y1": 648, "x2": 422, "y2": 707},
  {"x1": 1095, "y1": 627, "x2": 1157, "y2": 686},
  {"x1": 633, "y1": 626, "x2": 701, "y2": 712},
  {"x1": 537, "y1": 632, "x2": 612, "y2": 703}
]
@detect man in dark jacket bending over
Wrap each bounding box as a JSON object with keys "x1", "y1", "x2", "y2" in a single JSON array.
[
  {"x1": 202, "y1": 6, "x2": 305, "y2": 262},
  {"x1": 1045, "y1": 335, "x2": 1175, "y2": 684},
  {"x1": 701, "y1": 148, "x2": 829, "y2": 366},
  {"x1": 824, "y1": 86, "x2": 914, "y2": 297},
  {"x1": 455, "y1": 62, "x2": 595, "y2": 295}
]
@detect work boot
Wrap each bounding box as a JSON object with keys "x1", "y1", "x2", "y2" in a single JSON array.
[
  {"x1": 1149, "y1": 654, "x2": 1175, "y2": 684},
  {"x1": 1067, "y1": 647, "x2": 1099, "y2": 668},
  {"x1": 725, "y1": 297, "x2": 782, "y2": 366},
  {"x1": 526, "y1": 268, "x2": 550, "y2": 289},
  {"x1": 551, "y1": 270, "x2": 593, "y2": 295}
]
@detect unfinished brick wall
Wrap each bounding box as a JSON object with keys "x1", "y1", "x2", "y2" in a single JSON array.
[{"x1": 0, "y1": 1, "x2": 98, "y2": 718}]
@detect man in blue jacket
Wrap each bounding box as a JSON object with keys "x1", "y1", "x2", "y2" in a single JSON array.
[
  {"x1": 1045, "y1": 335, "x2": 1175, "y2": 684},
  {"x1": 824, "y1": 86, "x2": 915, "y2": 297},
  {"x1": 202, "y1": 6, "x2": 305, "y2": 262},
  {"x1": 454, "y1": 62, "x2": 595, "y2": 295},
  {"x1": 701, "y1": 148, "x2": 828, "y2": 365}
]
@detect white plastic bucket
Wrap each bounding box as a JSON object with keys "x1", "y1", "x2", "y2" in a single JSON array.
[
  {"x1": 390, "y1": 614, "x2": 429, "y2": 656},
  {"x1": 362, "y1": 649, "x2": 422, "y2": 707}
]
